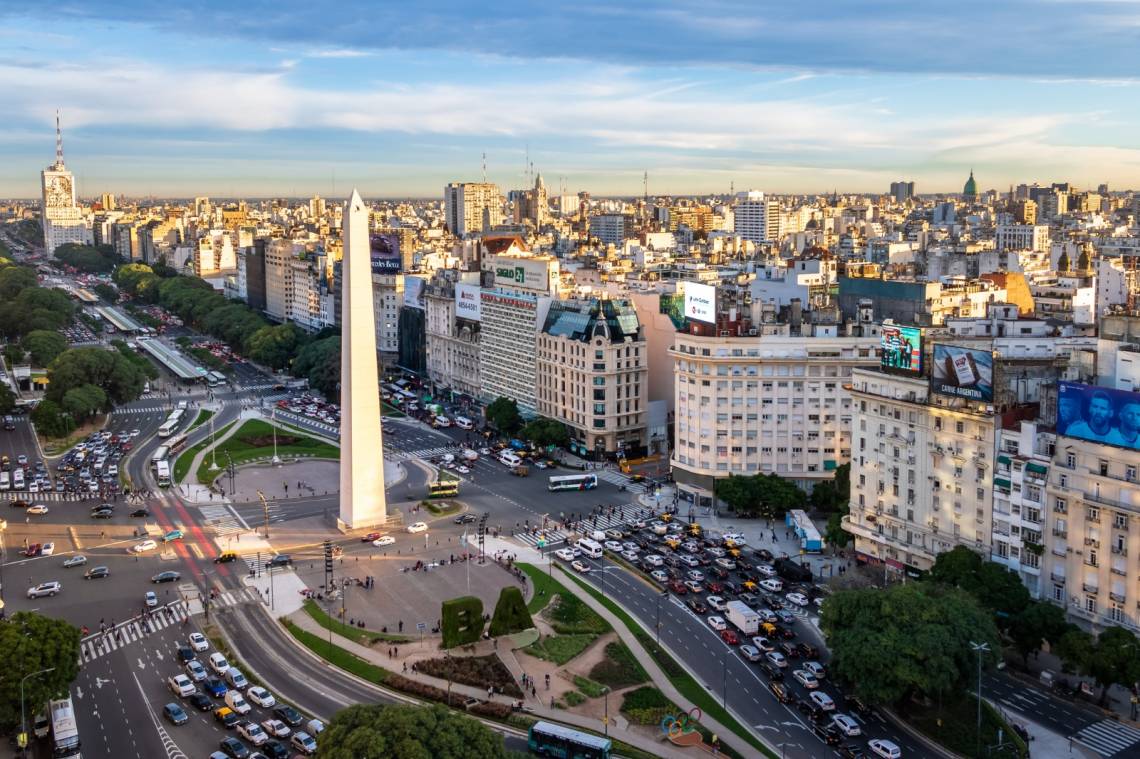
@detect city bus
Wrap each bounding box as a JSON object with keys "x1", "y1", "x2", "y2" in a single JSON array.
[
  {"x1": 157, "y1": 409, "x2": 184, "y2": 438},
  {"x1": 167, "y1": 434, "x2": 188, "y2": 455},
  {"x1": 150, "y1": 445, "x2": 170, "y2": 470},
  {"x1": 206, "y1": 371, "x2": 226, "y2": 388},
  {"x1": 49, "y1": 695, "x2": 81, "y2": 758},
  {"x1": 155, "y1": 460, "x2": 171, "y2": 488},
  {"x1": 527, "y1": 720, "x2": 610, "y2": 759},
  {"x1": 427, "y1": 480, "x2": 459, "y2": 499},
  {"x1": 548, "y1": 474, "x2": 598, "y2": 492}
]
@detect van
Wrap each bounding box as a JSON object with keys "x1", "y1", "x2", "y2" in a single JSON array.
[
  {"x1": 12, "y1": 469, "x2": 24, "y2": 490},
  {"x1": 454, "y1": 417, "x2": 473, "y2": 430},
  {"x1": 224, "y1": 690, "x2": 251, "y2": 714},
  {"x1": 433, "y1": 415, "x2": 451, "y2": 428},
  {"x1": 0, "y1": 472, "x2": 9, "y2": 491},
  {"x1": 225, "y1": 668, "x2": 249, "y2": 690},
  {"x1": 588, "y1": 530, "x2": 607, "y2": 543},
  {"x1": 575, "y1": 538, "x2": 603, "y2": 559},
  {"x1": 499, "y1": 451, "x2": 522, "y2": 468}
]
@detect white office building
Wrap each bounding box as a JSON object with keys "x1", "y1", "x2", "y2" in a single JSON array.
[{"x1": 733, "y1": 191, "x2": 780, "y2": 245}]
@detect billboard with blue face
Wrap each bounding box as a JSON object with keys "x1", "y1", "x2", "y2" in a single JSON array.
[{"x1": 1057, "y1": 382, "x2": 1140, "y2": 451}]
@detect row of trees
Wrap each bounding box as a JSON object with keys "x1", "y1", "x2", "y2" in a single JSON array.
[
  {"x1": 715, "y1": 471, "x2": 808, "y2": 518},
  {"x1": 31, "y1": 345, "x2": 155, "y2": 436},
  {"x1": 483, "y1": 397, "x2": 575, "y2": 448},
  {"x1": 0, "y1": 263, "x2": 75, "y2": 341},
  {"x1": 114, "y1": 263, "x2": 312, "y2": 371},
  {"x1": 53, "y1": 243, "x2": 119, "y2": 273}
]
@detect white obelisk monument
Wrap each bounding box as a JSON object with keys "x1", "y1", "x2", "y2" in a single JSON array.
[{"x1": 338, "y1": 189, "x2": 387, "y2": 529}]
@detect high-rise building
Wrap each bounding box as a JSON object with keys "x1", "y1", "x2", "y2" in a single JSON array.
[
  {"x1": 733, "y1": 191, "x2": 780, "y2": 245},
  {"x1": 444, "y1": 182, "x2": 502, "y2": 237},
  {"x1": 40, "y1": 113, "x2": 91, "y2": 255},
  {"x1": 589, "y1": 214, "x2": 627, "y2": 246},
  {"x1": 889, "y1": 181, "x2": 915, "y2": 202}
]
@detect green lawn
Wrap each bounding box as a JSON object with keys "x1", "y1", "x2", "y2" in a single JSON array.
[
  {"x1": 903, "y1": 693, "x2": 1028, "y2": 758},
  {"x1": 518, "y1": 562, "x2": 568, "y2": 615},
  {"x1": 302, "y1": 599, "x2": 410, "y2": 645},
  {"x1": 425, "y1": 500, "x2": 460, "y2": 516},
  {"x1": 589, "y1": 641, "x2": 650, "y2": 689},
  {"x1": 195, "y1": 419, "x2": 339, "y2": 483},
  {"x1": 572, "y1": 675, "x2": 607, "y2": 698},
  {"x1": 558, "y1": 567, "x2": 771, "y2": 759},
  {"x1": 188, "y1": 408, "x2": 215, "y2": 432},
  {"x1": 283, "y1": 619, "x2": 392, "y2": 684},
  {"x1": 525, "y1": 634, "x2": 597, "y2": 665}
]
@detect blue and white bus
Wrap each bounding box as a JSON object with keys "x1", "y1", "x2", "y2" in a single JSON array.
[
  {"x1": 548, "y1": 474, "x2": 598, "y2": 492},
  {"x1": 527, "y1": 721, "x2": 610, "y2": 759},
  {"x1": 50, "y1": 695, "x2": 81, "y2": 758}
]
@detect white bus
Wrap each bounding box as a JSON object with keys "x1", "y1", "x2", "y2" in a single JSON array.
[
  {"x1": 548, "y1": 474, "x2": 598, "y2": 492},
  {"x1": 155, "y1": 460, "x2": 171, "y2": 488},
  {"x1": 157, "y1": 409, "x2": 184, "y2": 438},
  {"x1": 574, "y1": 538, "x2": 603, "y2": 559},
  {"x1": 150, "y1": 446, "x2": 170, "y2": 470},
  {"x1": 206, "y1": 371, "x2": 226, "y2": 388},
  {"x1": 454, "y1": 416, "x2": 474, "y2": 430},
  {"x1": 50, "y1": 695, "x2": 81, "y2": 758},
  {"x1": 498, "y1": 451, "x2": 522, "y2": 468}
]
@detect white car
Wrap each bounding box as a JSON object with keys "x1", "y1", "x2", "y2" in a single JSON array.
[
  {"x1": 757, "y1": 563, "x2": 778, "y2": 577},
  {"x1": 621, "y1": 550, "x2": 640, "y2": 562},
  {"x1": 706, "y1": 595, "x2": 728, "y2": 612},
  {"x1": 759, "y1": 578, "x2": 783, "y2": 593},
  {"x1": 261, "y1": 719, "x2": 292, "y2": 739},
  {"x1": 455, "y1": 465, "x2": 470, "y2": 474},
  {"x1": 246, "y1": 686, "x2": 276, "y2": 708},
  {"x1": 793, "y1": 669, "x2": 819, "y2": 689},
  {"x1": 291, "y1": 731, "x2": 318, "y2": 755},
  {"x1": 26, "y1": 504, "x2": 48, "y2": 515},
  {"x1": 39, "y1": 542, "x2": 55, "y2": 556},
  {"x1": 751, "y1": 636, "x2": 774, "y2": 652},
  {"x1": 407, "y1": 522, "x2": 428, "y2": 533},
  {"x1": 571, "y1": 560, "x2": 590, "y2": 573},
  {"x1": 868, "y1": 739, "x2": 901, "y2": 759},
  {"x1": 650, "y1": 569, "x2": 669, "y2": 583},
  {"x1": 603, "y1": 540, "x2": 623, "y2": 552},
  {"x1": 685, "y1": 569, "x2": 705, "y2": 583},
  {"x1": 208, "y1": 652, "x2": 230, "y2": 675},
  {"x1": 832, "y1": 713, "x2": 861, "y2": 737},
  {"x1": 132, "y1": 540, "x2": 158, "y2": 554},
  {"x1": 765, "y1": 651, "x2": 787, "y2": 668},
  {"x1": 642, "y1": 554, "x2": 664, "y2": 568},
  {"x1": 372, "y1": 535, "x2": 395, "y2": 547},
  {"x1": 186, "y1": 660, "x2": 208, "y2": 682},
  {"x1": 188, "y1": 632, "x2": 209, "y2": 652},
  {"x1": 554, "y1": 548, "x2": 576, "y2": 562},
  {"x1": 145, "y1": 591, "x2": 158, "y2": 608},
  {"x1": 27, "y1": 581, "x2": 61, "y2": 599},
  {"x1": 705, "y1": 546, "x2": 726, "y2": 558},
  {"x1": 714, "y1": 557, "x2": 736, "y2": 571},
  {"x1": 237, "y1": 721, "x2": 268, "y2": 746},
  {"x1": 621, "y1": 542, "x2": 639, "y2": 553},
  {"x1": 739, "y1": 644, "x2": 762, "y2": 662},
  {"x1": 225, "y1": 690, "x2": 251, "y2": 714},
  {"x1": 803, "y1": 661, "x2": 826, "y2": 679},
  {"x1": 168, "y1": 674, "x2": 196, "y2": 697},
  {"x1": 707, "y1": 615, "x2": 727, "y2": 632},
  {"x1": 785, "y1": 592, "x2": 810, "y2": 607},
  {"x1": 809, "y1": 691, "x2": 835, "y2": 711},
  {"x1": 723, "y1": 532, "x2": 748, "y2": 546},
  {"x1": 62, "y1": 555, "x2": 87, "y2": 568}
]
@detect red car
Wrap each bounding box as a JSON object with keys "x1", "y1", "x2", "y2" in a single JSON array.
[
  {"x1": 720, "y1": 629, "x2": 740, "y2": 645},
  {"x1": 705, "y1": 581, "x2": 724, "y2": 594},
  {"x1": 24, "y1": 543, "x2": 42, "y2": 557},
  {"x1": 361, "y1": 532, "x2": 383, "y2": 542},
  {"x1": 667, "y1": 580, "x2": 688, "y2": 595}
]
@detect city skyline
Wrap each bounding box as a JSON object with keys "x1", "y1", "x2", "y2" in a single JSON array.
[{"x1": 2, "y1": 1, "x2": 1140, "y2": 197}]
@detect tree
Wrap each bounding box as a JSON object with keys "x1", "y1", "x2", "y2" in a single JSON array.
[
  {"x1": 92, "y1": 282, "x2": 118, "y2": 303},
  {"x1": 30, "y1": 399, "x2": 69, "y2": 438},
  {"x1": 486, "y1": 397, "x2": 521, "y2": 435},
  {"x1": 1061, "y1": 626, "x2": 1140, "y2": 706},
  {"x1": 0, "y1": 266, "x2": 37, "y2": 300},
  {"x1": 716, "y1": 472, "x2": 806, "y2": 518},
  {"x1": 61, "y1": 384, "x2": 108, "y2": 420},
  {"x1": 0, "y1": 382, "x2": 15, "y2": 414},
  {"x1": 0, "y1": 612, "x2": 82, "y2": 730},
  {"x1": 21, "y1": 330, "x2": 68, "y2": 367},
  {"x1": 928, "y1": 545, "x2": 983, "y2": 588},
  {"x1": 820, "y1": 583, "x2": 1000, "y2": 705},
  {"x1": 520, "y1": 417, "x2": 568, "y2": 448},
  {"x1": 317, "y1": 703, "x2": 508, "y2": 759},
  {"x1": 246, "y1": 323, "x2": 306, "y2": 370},
  {"x1": 1054, "y1": 628, "x2": 1094, "y2": 675},
  {"x1": 46, "y1": 347, "x2": 146, "y2": 407},
  {"x1": 1008, "y1": 601, "x2": 1071, "y2": 666},
  {"x1": 53, "y1": 243, "x2": 118, "y2": 273},
  {"x1": 927, "y1": 546, "x2": 1029, "y2": 627},
  {"x1": 293, "y1": 336, "x2": 341, "y2": 397}
]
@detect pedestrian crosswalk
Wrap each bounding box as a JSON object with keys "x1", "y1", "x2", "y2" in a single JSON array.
[
  {"x1": 197, "y1": 503, "x2": 249, "y2": 536},
  {"x1": 513, "y1": 505, "x2": 658, "y2": 549},
  {"x1": 386, "y1": 445, "x2": 466, "y2": 463},
  {"x1": 79, "y1": 601, "x2": 191, "y2": 665},
  {"x1": 595, "y1": 468, "x2": 633, "y2": 486},
  {"x1": 206, "y1": 586, "x2": 263, "y2": 609},
  {"x1": 1073, "y1": 719, "x2": 1140, "y2": 757},
  {"x1": 114, "y1": 403, "x2": 170, "y2": 414}
]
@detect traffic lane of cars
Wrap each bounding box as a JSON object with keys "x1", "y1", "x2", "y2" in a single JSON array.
[{"x1": 573, "y1": 554, "x2": 918, "y2": 757}]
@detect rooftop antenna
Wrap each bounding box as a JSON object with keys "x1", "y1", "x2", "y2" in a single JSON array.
[
  {"x1": 525, "y1": 142, "x2": 530, "y2": 187},
  {"x1": 55, "y1": 109, "x2": 64, "y2": 166},
  {"x1": 482, "y1": 151, "x2": 487, "y2": 184}
]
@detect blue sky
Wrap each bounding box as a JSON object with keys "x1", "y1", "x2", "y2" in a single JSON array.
[{"x1": 1, "y1": 1, "x2": 1139, "y2": 198}]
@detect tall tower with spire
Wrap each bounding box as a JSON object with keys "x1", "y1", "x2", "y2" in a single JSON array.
[
  {"x1": 40, "y1": 111, "x2": 91, "y2": 255},
  {"x1": 338, "y1": 189, "x2": 388, "y2": 530},
  {"x1": 962, "y1": 169, "x2": 978, "y2": 200}
]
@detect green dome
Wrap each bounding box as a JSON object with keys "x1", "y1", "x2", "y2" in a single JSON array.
[{"x1": 963, "y1": 170, "x2": 978, "y2": 198}]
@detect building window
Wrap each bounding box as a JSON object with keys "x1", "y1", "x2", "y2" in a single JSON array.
[
  {"x1": 1085, "y1": 596, "x2": 1097, "y2": 614},
  {"x1": 593, "y1": 419, "x2": 605, "y2": 429}
]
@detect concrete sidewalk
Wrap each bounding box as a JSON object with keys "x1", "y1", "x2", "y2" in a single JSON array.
[{"x1": 286, "y1": 604, "x2": 694, "y2": 758}]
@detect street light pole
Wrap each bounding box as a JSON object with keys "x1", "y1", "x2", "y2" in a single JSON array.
[
  {"x1": 603, "y1": 687, "x2": 610, "y2": 737},
  {"x1": 20, "y1": 667, "x2": 55, "y2": 756},
  {"x1": 655, "y1": 591, "x2": 665, "y2": 644},
  {"x1": 970, "y1": 640, "x2": 990, "y2": 758},
  {"x1": 722, "y1": 649, "x2": 728, "y2": 709}
]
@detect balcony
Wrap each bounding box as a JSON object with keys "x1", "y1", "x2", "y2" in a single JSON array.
[
  {"x1": 1051, "y1": 572, "x2": 1066, "y2": 583},
  {"x1": 1083, "y1": 583, "x2": 1099, "y2": 593},
  {"x1": 1112, "y1": 545, "x2": 1128, "y2": 556},
  {"x1": 1085, "y1": 538, "x2": 1101, "y2": 549},
  {"x1": 1111, "y1": 566, "x2": 1127, "y2": 576},
  {"x1": 1053, "y1": 529, "x2": 1068, "y2": 539},
  {"x1": 1084, "y1": 559, "x2": 1100, "y2": 569},
  {"x1": 1111, "y1": 592, "x2": 1127, "y2": 604}
]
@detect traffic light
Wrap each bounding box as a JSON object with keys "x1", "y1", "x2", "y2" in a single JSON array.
[{"x1": 323, "y1": 540, "x2": 333, "y2": 573}]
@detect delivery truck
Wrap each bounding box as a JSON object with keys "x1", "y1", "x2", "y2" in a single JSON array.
[{"x1": 724, "y1": 600, "x2": 761, "y2": 635}]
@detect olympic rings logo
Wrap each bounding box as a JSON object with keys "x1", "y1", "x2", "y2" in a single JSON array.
[{"x1": 660, "y1": 706, "x2": 703, "y2": 738}]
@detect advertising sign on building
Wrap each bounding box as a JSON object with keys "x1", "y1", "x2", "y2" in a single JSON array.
[
  {"x1": 370, "y1": 233, "x2": 401, "y2": 274},
  {"x1": 1057, "y1": 382, "x2": 1140, "y2": 451},
  {"x1": 931, "y1": 344, "x2": 994, "y2": 402},
  {"x1": 490, "y1": 256, "x2": 553, "y2": 291},
  {"x1": 454, "y1": 282, "x2": 482, "y2": 322},
  {"x1": 880, "y1": 324, "x2": 923, "y2": 375},
  {"x1": 683, "y1": 282, "x2": 717, "y2": 324},
  {"x1": 403, "y1": 276, "x2": 425, "y2": 310}
]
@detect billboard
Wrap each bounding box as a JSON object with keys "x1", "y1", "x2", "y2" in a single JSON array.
[
  {"x1": 403, "y1": 275, "x2": 425, "y2": 310},
  {"x1": 880, "y1": 324, "x2": 923, "y2": 375},
  {"x1": 455, "y1": 282, "x2": 482, "y2": 322},
  {"x1": 1057, "y1": 382, "x2": 1140, "y2": 451},
  {"x1": 683, "y1": 282, "x2": 716, "y2": 324},
  {"x1": 370, "y1": 233, "x2": 401, "y2": 274},
  {"x1": 490, "y1": 256, "x2": 554, "y2": 291},
  {"x1": 931, "y1": 344, "x2": 994, "y2": 402}
]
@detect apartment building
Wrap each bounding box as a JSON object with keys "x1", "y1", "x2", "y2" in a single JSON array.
[
  {"x1": 536, "y1": 298, "x2": 648, "y2": 458},
  {"x1": 372, "y1": 273, "x2": 403, "y2": 361},
  {"x1": 671, "y1": 330, "x2": 877, "y2": 507},
  {"x1": 996, "y1": 223, "x2": 1050, "y2": 253},
  {"x1": 734, "y1": 191, "x2": 780, "y2": 245},
  {"x1": 424, "y1": 271, "x2": 481, "y2": 398},
  {"x1": 842, "y1": 368, "x2": 998, "y2": 577},
  {"x1": 991, "y1": 421, "x2": 1054, "y2": 595},
  {"x1": 444, "y1": 182, "x2": 502, "y2": 237}
]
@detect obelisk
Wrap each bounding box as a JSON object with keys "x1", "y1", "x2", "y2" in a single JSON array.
[{"x1": 338, "y1": 189, "x2": 386, "y2": 529}]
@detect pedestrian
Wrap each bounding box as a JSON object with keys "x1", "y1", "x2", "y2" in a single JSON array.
[
  {"x1": 531, "y1": 685, "x2": 536, "y2": 698},
  {"x1": 403, "y1": 662, "x2": 407, "y2": 673}
]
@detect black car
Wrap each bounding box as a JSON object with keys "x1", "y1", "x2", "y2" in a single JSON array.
[
  {"x1": 130, "y1": 508, "x2": 151, "y2": 517},
  {"x1": 778, "y1": 642, "x2": 799, "y2": 659},
  {"x1": 84, "y1": 566, "x2": 110, "y2": 580},
  {"x1": 187, "y1": 692, "x2": 213, "y2": 711},
  {"x1": 453, "y1": 513, "x2": 477, "y2": 524},
  {"x1": 758, "y1": 663, "x2": 783, "y2": 681},
  {"x1": 686, "y1": 598, "x2": 708, "y2": 614},
  {"x1": 266, "y1": 554, "x2": 292, "y2": 568},
  {"x1": 796, "y1": 699, "x2": 825, "y2": 722},
  {"x1": 91, "y1": 509, "x2": 114, "y2": 519},
  {"x1": 175, "y1": 646, "x2": 196, "y2": 663},
  {"x1": 152, "y1": 571, "x2": 181, "y2": 584},
  {"x1": 770, "y1": 682, "x2": 793, "y2": 704},
  {"x1": 261, "y1": 741, "x2": 290, "y2": 759},
  {"x1": 846, "y1": 696, "x2": 872, "y2": 718},
  {"x1": 721, "y1": 581, "x2": 739, "y2": 595},
  {"x1": 754, "y1": 548, "x2": 774, "y2": 561},
  {"x1": 797, "y1": 643, "x2": 820, "y2": 660},
  {"x1": 812, "y1": 723, "x2": 842, "y2": 746},
  {"x1": 273, "y1": 704, "x2": 303, "y2": 727},
  {"x1": 219, "y1": 736, "x2": 250, "y2": 759},
  {"x1": 838, "y1": 745, "x2": 865, "y2": 758}
]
